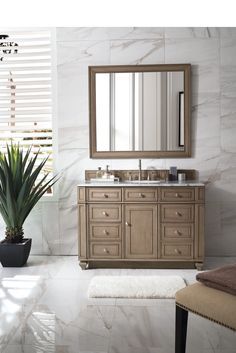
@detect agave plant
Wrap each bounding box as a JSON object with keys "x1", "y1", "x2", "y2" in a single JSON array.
[{"x1": 0, "y1": 144, "x2": 58, "y2": 243}]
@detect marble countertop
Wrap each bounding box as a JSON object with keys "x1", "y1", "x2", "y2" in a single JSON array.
[{"x1": 78, "y1": 180, "x2": 205, "y2": 187}]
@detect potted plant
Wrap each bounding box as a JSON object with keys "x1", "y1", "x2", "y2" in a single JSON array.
[{"x1": 0, "y1": 144, "x2": 58, "y2": 267}]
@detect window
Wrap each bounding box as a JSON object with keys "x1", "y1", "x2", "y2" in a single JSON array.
[{"x1": 0, "y1": 28, "x2": 55, "y2": 192}]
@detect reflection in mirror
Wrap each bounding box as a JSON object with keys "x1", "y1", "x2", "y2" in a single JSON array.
[{"x1": 96, "y1": 71, "x2": 184, "y2": 152}]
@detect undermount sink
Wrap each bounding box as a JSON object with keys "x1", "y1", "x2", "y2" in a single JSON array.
[{"x1": 124, "y1": 180, "x2": 161, "y2": 184}]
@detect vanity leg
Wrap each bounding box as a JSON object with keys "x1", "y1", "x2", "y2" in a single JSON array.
[
  {"x1": 79, "y1": 261, "x2": 88, "y2": 270},
  {"x1": 195, "y1": 262, "x2": 203, "y2": 271}
]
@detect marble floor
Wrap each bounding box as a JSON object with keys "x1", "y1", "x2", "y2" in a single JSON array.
[{"x1": 0, "y1": 257, "x2": 236, "y2": 353}]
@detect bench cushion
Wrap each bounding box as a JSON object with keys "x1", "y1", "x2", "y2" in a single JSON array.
[{"x1": 176, "y1": 282, "x2": 236, "y2": 331}]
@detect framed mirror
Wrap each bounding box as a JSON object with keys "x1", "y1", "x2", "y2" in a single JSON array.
[{"x1": 89, "y1": 64, "x2": 191, "y2": 158}]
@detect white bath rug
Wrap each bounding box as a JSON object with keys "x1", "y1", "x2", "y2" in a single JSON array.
[{"x1": 88, "y1": 275, "x2": 186, "y2": 299}]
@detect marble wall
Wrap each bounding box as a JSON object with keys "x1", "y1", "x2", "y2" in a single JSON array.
[{"x1": 1, "y1": 27, "x2": 236, "y2": 257}]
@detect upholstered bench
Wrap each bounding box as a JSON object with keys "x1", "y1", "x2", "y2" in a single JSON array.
[{"x1": 175, "y1": 282, "x2": 236, "y2": 353}]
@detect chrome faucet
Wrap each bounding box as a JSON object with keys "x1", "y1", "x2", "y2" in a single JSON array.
[{"x1": 138, "y1": 159, "x2": 142, "y2": 181}]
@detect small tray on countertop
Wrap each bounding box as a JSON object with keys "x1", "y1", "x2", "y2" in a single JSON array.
[{"x1": 90, "y1": 177, "x2": 120, "y2": 183}]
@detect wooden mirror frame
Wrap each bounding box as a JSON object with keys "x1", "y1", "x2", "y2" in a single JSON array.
[{"x1": 89, "y1": 64, "x2": 191, "y2": 159}]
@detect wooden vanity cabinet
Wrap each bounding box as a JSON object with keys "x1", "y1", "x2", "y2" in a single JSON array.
[
  {"x1": 77, "y1": 185, "x2": 204, "y2": 270},
  {"x1": 124, "y1": 204, "x2": 158, "y2": 259}
]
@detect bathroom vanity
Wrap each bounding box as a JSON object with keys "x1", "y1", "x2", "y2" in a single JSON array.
[
  {"x1": 78, "y1": 172, "x2": 204, "y2": 270},
  {"x1": 80, "y1": 64, "x2": 204, "y2": 270}
]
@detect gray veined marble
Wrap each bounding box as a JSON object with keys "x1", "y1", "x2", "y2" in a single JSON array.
[
  {"x1": 110, "y1": 39, "x2": 165, "y2": 65},
  {"x1": 220, "y1": 38, "x2": 236, "y2": 66},
  {"x1": 58, "y1": 202, "x2": 78, "y2": 255},
  {"x1": 191, "y1": 93, "x2": 220, "y2": 150},
  {"x1": 220, "y1": 66, "x2": 236, "y2": 94},
  {"x1": 164, "y1": 27, "x2": 220, "y2": 39},
  {"x1": 1, "y1": 257, "x2": 236, "y2": 353},
  {"x1": 165, "y1": 38, "x2": 220, "y2": 94},
  {"x1": 165, "y1": 38, "x2": 219, "y2": 66},
  {"x1": 23, "y1": 204, "x2": 43, "y2": 256},
  {"x1": 42, "y1": 202, "x2": 60, "y2": 255},
  {"x1": 57, "y1": 40, "x2": 110, "y2": 67},
  {"x1": 57, "y1": 27, "x2": 165, "y2": 42},
  {"x1": 78, "y1": 181, "x2": 205, "y2": 187}
]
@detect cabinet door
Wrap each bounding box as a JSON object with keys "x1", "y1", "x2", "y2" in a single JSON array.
[{"x1": 124, "y1": 204, "x2": 157, "y2": 259}]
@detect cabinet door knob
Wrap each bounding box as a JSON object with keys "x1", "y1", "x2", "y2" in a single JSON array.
[
  {"x1": 103, "y1": 248, "x2": 109, "y2": 253},
  {"x1": 175, "y1": 211, "x2": 182, "y2": 216},
  {"x1": 125, "y1": 221, "x2": 130, "y2": 226},
  {"x1": 174, "y1": 248, "x2": 181, "y2": 255},
  {"x1": 139, "y1": 193, "x2": 144, "y2": 198},
  {"x1": 102, "y1": 211, "x2": 108, "y2": 216}
]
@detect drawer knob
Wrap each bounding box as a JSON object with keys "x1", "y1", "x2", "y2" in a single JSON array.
[
  {"x1": 103, "y1": 194, "x2": 108, "y2": 198},
  {"x1": 175, "y1": 211, "x2": 182, "y2": 217},
  {"x1": 175, "y1": 230, "x2": 182, "y2": 235},
  {"x1": 139, "y1": 193, "x2": 145, "y2": 198},
  {"x1": 103, "y1": 229, "x2": 109, "y2": 235},
  {"x1": 175, "y1": 193, "x2": 180, "y2": 198},
  {"x1": 103, "y1": 248, "x2": 109, "y2": 253},
  {"x1": 174, "y1": 248, "x2": 181, "y2": 255},
  {"x1": 102, "y1": 211, "x2": 108, "y2": 216}
]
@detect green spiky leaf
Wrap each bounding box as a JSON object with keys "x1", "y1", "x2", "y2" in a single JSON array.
[{"x1": 0, "y1": 143, "x2": 59, "y2": 243}]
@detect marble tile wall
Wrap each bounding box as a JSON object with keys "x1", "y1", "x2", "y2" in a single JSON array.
[{"x1": 1, "y1": 27, "x2": 236, "y2": 256}]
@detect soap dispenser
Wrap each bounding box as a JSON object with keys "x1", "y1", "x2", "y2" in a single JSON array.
[{"x1": 96, "y1": 167, "x2": 103, "y2": 179}]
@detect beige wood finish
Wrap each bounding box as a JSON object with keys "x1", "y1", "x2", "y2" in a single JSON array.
[
  {"x1": 78, "y1": 204, "x2": 87, "y2": 260},
  {"x1": 124, "y1": 188, "x2": 158, "y2": 202},
  {"x1": 89, "y1": 64, "x2": 191, "y2": 159},
  {"x1": 124, "y1": 204, "x2": 157, "y2": 259},
  {"x1": 160, "y1": 204, "x2": 194, "y2": 222},
  {"x1": 161, "y1": 223, "x2": 194, "y2": 240},
  {"x1": 78, "y1": 185, "x2": 205, "y2": 269},
  {"x1": 160, "y1": 187, "x2": 195, "y2": 202},
  {"x1": 89, "y1": 223, "x2": 121, "y2": 241},
  {"x1": 87, "y1": 188, "x2": 122, "y2": 202},
  {"x1": 161, "y1": 244, "x2": 193, "y2": 259},
  {"x1": 90, "y1": 242, "x2": 121, "y2": 258},
  {"x1": 88, "y1": 204, "x2": 121, "y2": 222}
]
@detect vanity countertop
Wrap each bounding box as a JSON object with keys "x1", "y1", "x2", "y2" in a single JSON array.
[{"x1": 78, "y1": 180, "x2": 205, "y2": 187}]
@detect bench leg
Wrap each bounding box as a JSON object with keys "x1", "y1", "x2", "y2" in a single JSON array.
[{"x1": 175, "y1": 305, "x2": 188, "y2": 353}]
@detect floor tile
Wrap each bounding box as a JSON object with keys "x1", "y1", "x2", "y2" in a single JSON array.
[{"x1": 1, "y1": 256, "x2": 236, "y2": 353}]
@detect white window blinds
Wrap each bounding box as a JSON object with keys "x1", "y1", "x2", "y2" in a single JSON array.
[{"x1": 0, "y1": 29, "x2": 54, "y2": 178}]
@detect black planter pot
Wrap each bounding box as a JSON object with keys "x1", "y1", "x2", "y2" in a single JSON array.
[{"x1": 0, "y1": 238, "x2": 32, "y2": 267}]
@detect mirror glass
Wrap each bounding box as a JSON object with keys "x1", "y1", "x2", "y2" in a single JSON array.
[
  {"x1": 96, "y1": 71, "x2": 184, "y2": 152},
  {"x1": 89, "y1": 64, "x2": 191, "y2": 158}
]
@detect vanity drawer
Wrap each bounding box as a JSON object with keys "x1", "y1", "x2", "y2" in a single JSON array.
[
  {"x1": 161, "y1": 223, "x2": 194, "y2": 241},
  {"x1": 161, "y1": 204, "x2": 194, "y2": 222},
  {"x1": 87, "y1": 188, "x2": 122, "y2": 202},
  {"x1": 90, "y1": 242, "x2": 121, "y2": 259},
  {"x1": 89, "y1": 223, "x2": 121, "y2": 240},
  {"x1": 160, "y1": 188, "x2": 195, "y2": 202},
  {"x1": 89, "y1": 205, "x2": 121, "y2": 222},
  {"x1": 161, "y1": 243, "x2": 193, "y2": 259},
  {"x1": 124, "y1": 188, "x2": 158, "y2": 202}
]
